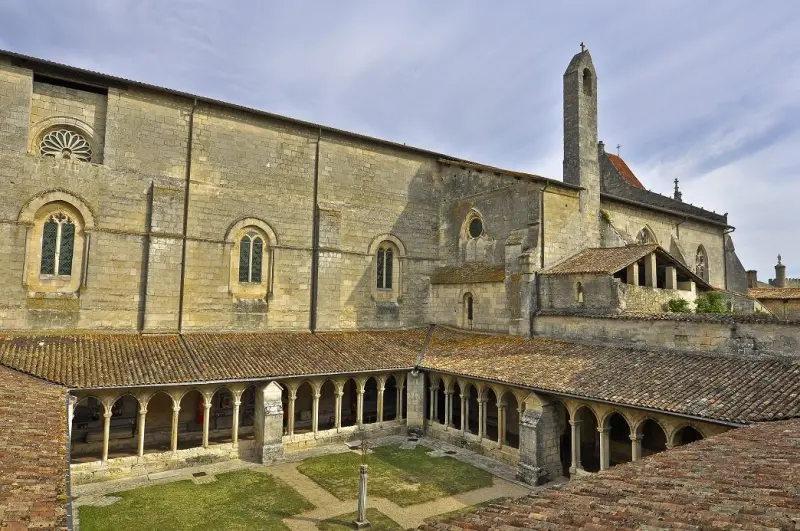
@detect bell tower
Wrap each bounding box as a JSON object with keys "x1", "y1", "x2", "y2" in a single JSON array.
[{"x1": 563, "y1": 44, "x2": 600, "y2": 245}]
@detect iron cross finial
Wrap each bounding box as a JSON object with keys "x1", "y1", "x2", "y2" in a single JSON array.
[
  {"x1": 778, "y1": 254, "x2": 782, "y2": 264},
  {"x1": 580, "y1": 42, "x2": 585, "y2": 52},
  {"x1": 616, "y1": 144, "x2": 621, "y2": 156}
]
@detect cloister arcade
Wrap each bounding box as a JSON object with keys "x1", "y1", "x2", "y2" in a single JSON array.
[
  {"x1": 69, "y1": 369, "x2": 727, "y2": 485},
  {"x1": 69, "y1": 372, "x2": 407, "y2": 465},
  {"x1": 422, "y1": 373, "x2": 728, "y2": 476}
]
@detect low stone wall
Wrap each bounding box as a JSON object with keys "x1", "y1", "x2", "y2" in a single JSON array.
[
  {"x1": 283, "y1": 421, "x2": 406, "y2": 451},
  {"x1": 534, "y1": 313, "x2": 800, "y2": 359},
  {"x1": 621, "y1": 284, "x2": 694, "y2": 313},
  {"x1": 70, "y1": 440, "x2": 259, "y2": 485},
  {"x1": 425, "y1": 421, "x2": 520, "y2": 467}
]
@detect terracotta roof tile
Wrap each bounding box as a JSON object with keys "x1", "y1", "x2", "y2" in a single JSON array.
[
  {"x1": 423, "y1": 418, "x2": 800, "y2": 531},
  {"x1": 542, "y1": 244, "x2": 658, "y2": 275},
  {"x1": 749, "y1": 287, "x2": 800, "y2": 300},
  {"x1": 0, "y1": 331, "x2": 425, "y2": 388},
  {"x1": 606, "y1": 153, "x2": 645, "y2": 189},
  {"x1": 421, "y1": 327, "x2": 800, "y2": 423},
  {"x1": 0, "y1": 366, "x2": 67, "y2": 530},
  {"x1": 431, "y1": 262, "x2": 506, "y2": 284}
]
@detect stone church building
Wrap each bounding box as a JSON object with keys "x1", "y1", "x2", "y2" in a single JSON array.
[{"x1": 0, "y1": 47, "x2": 798, "y2": 529}]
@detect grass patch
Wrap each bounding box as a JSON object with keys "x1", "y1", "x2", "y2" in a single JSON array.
[
  {"x1": 79, "y1": 470, "x2": 314, "y2": 531},
  {"x1": 423, "y1": 497, "x2": 510, "y2": 523},
  {"x1": 297, "y1": 445, "x2": 493, "y2": 507},
  {"x1": 319, "y1": 508, "x2": 404, "y2": 531}
]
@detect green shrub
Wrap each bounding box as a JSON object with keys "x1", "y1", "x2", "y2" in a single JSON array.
[
  {"x1": 666, "y1": 298, "x2": 692, "y2": 313},
  {"x1": 695, "y1": 292, "x2": 729, "y2": 313}
]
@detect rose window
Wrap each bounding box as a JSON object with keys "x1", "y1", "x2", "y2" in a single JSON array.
[{"x1": 39, "y1": 129, "x2": 93, "y2": 162}]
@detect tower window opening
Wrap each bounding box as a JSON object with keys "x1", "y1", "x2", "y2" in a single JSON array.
[{"x1": 582, "y1": 68, "x2": 593, "y2": 96}]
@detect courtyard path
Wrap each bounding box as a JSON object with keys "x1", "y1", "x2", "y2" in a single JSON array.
[{"x1": 264, "y1": 460, "x2": 532, "y2": 531}]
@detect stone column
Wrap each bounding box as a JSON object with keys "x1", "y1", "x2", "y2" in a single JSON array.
[
  {"x1": 665, "y1": 266, "x2": 678, "y2": 290},
  {"x1": 665, "y1": 441, "x2": 675, "y2": 450},
  {"x1": 354, "y1": 464, "x2": 369, "y2": 528},
  {"x1": 428, "y1": 387, "x2": 437, "y2": 421},
  {"x1": 404, "y1": 371, "x2": 425, "y2": 436},
  {"x1": 287, "y1": 390, "x2": 296, "y2": 436},
  {"x1": 231, "y1": 399, "x2": 241, "y2": 448},
  {"x1": 102, "y1": 410, "x2": 112, "y2": 463},
  {"x1": 334, "y1": 391, "x2": 343, "y2": 430},
  {"x1": 478, "y1": 399, "x2": 487, "y2": 439},
  {"x1": 171, "y1": 405, "x2": 180, "y2": 454},
  {"x1": 598, "y1": 427, "x2": 610, "y2": 470},
  {"x1": 569, "y1": 419, "x2": 582, "y2": 474},
  {"x1": 202, "y1": 399, "x2": 211, "y2": 448},
  {"x1": 461, "y1": 395, "x2": 468, "y2": 433},
  {"x1": 626, "y1": 262, "x2": 639, "y2": 285},
  {"x1": 396, "y1": 385, "x2": 403, "y2": 420},
  {"x1": 255, "y1": 381, "x2": 285, "y2": 463},
  {"x1": 644, "y1": 253, "x2": 657, "y2": 288},
  {"x1": 67, "y1": 395, "x2": 77, "y2": 437},
  {"x1": 377, "y1": 386, "x2": 385, "y2": 425},
  {"x1": 312, "y1": 392, "x2": 320, "y2": 435},
  {"x1": 357, "y1": 387, "x2": 364, "y2": 428},
  {"x1": 432, "y1": 388, "x2": 439, "y2": 423},
  {"x1": 137, "y1": 406, "x2": 147, "y2": 458},
  {"x1": 517, "y1": 397, "x2": 561, "y2": 485},
  {"x1": 630, "y1": 433, "x2": 642, "y2": 461},
  {"x1": 497, "y1": 403, "x2": 506, "y2": 446},
  {"x1": 445, "y1": 391, "x2": 452, "y2": 428}
]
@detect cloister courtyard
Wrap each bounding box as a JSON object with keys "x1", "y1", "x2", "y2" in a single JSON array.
[{"x1": 73, "y1": 437, "x2": 535, "y2": 531}]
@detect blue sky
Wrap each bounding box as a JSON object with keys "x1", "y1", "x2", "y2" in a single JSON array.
[{"x1": 1, "y1": 0, "x2": 798, "y2": 279}]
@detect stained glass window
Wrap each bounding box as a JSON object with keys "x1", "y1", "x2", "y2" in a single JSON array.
[
  {"x1": 40, "y1": 213, "x2": 74, "y2": 276},
  {"x1": 238, "y1": 236, "x2": 251, "y2": 282},
  {"x1": 251, "y1": 237, "x2": 263, "y2": 283},
  {"x1": 384, "y1": 249, "x2": 393, "y2": 289},
  {"x1": 376, "y1": 248, "x2": 385, "y2": 289}
]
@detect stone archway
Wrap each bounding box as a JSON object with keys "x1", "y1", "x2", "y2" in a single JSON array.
[
  {"x1": 485, "y1": 389, "x2": 499, "y2": 442},
  {"x1": 383, "y1": 375, "x2": 398, "y2": 421},
  {"x1": 293, "y1": 382, "x2": 314, "y2": 434},
  {"x1": 142, "y1": 391, "x2": 175, "y2": 454},
  {"x1": 466, "y1": 384, "x2": 479, "y2": 435},
  {"x1": 639, "y1": 418, "x2": 667, "y2": 457},
  {"x1": 504, "y1": 393, "x2": 520, "y2": 448},
  {"x1": 674, "y1": 425, "x2": 704, "y2": 446},
  {"x1": 451, "y1": 382, "x2": 462, "y2": 429},
  {"x1": 363, "y1": 377, "x2": 379, "y2": 424},
  {"x1": 178, "y1": 390, "x2": 205, "y2": 450},
  {"x1": 575, "y1": 406, "x2": 599, "y2": 472},
  {"x1": 319, "y1": 380, "x2": 337, "y2": 431},
  {"x1": 436, "y1": 379, "x2": 446, "y2": 424},
  {"x1": 606, "y1": 412, "x2": 632, "y2": 465},
  {"x1": 341, "y1": 379, "x2": 358, "y2": 427}
]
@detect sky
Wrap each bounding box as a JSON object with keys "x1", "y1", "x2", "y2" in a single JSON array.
[{"x1": 1, "y1": 0, "x2": 798, "y2": 279}]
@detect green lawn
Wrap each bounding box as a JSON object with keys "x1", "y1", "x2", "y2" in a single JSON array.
[
  {"x1": 296, "y1": 445, "x2": 493, "y2": 507},
  {"x1": 79, "y1": 470, "x2": 314, "y2": 531},
  {"x1": 318, "y1": 509, "x2": 404, "y2": 531}
]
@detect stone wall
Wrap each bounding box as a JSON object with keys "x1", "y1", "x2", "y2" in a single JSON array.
[
  {"x1": 759, "y1": 299, "x2": 800, "y2": 320},
  {"x1": 621, "y1": 284, "x2": 695, "y2": 313},
  {"x1": 539, "y1": 274, "x2": 622, "y2": 314},
  {"x1": 430, "y1": 281, "x2": 508, "y2": 333},
  {"x1": 542, "y1": 188, "x2": 584, "y2": 267},
  {"x1": 534, "y1": 313, "x2": 800, "y2": 360},
  {"x1": 600, "y1": 199, "x2": 726, "y2": 288}
]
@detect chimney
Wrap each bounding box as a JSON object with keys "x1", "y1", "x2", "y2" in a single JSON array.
[
  {"x1": 746, "y1": 270, "x2": 758, "y2": 288},
  {"x1": 775, "y1": 254, "x2": 786, "y2": 287}
]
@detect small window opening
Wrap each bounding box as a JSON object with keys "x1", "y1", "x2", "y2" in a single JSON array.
[
  {"x1": 582, "y1": 68, "x2": 593, "y2": 96},
  {"x1": 467, "y1": 294, "x2": 474, "y2": 321},
  {"x1": 576, "y1": 282, "x2": 584, "y2": 304},
  {"x1": 238, "y1": 232, "x2": 263, "y2": 283}
]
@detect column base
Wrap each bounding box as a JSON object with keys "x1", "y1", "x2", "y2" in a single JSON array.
[
  {"x1": 260, "y1": 442, "x2": 284, "y2": 464},
  {"x1": 354, "y1": 519, "x2": 371, "y2": 529},
  {"x1": 517, "y1": 463, "x2": 549, "y2": 486}
]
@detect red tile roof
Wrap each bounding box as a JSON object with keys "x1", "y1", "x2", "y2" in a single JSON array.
[
  {"x1": 606, "y1": 153, "x2": 645, "y2": 188},
  {"x1": 542, "y1": 244, "x2": 658, "y2": 275},
  {"x1": 422, "y1": 418, "x2": 800, "y2": 531},
  {"x1": 0, "y1": 366, "x2": 68, "y2": 530},
  {"x1": 749, "y1": 287, "x2": 800, "y2": 300}
]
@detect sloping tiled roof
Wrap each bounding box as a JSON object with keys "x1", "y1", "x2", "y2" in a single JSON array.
[
  {"x1": 431, "y1": 262, "x2": 506, "y2": 284},
  {"x1": 606, "y1": 153, "x2": 644, "y2": 188},
  {"x1": 0, "y1": 331, "x2": 424, "y2": 389},
  {"x1": 750, "y1": 287, "x2": 800, "y2": 300},
  {"x1": 542, "y1": 244, "x2": 658, "y2": 275},
  {"x1": 0, "y1": 366, "x2": 67, "y2": 530},
  {"x1": 422, "y1": 418, "x2": 800, "y2": 531},
  {"x1": 420, "y1": 327, "x2": 800, "y2": 423}
]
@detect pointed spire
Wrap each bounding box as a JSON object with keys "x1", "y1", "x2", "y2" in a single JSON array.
[{"x1": 673, "y1": 178, "x2": 683, "y2": 202}]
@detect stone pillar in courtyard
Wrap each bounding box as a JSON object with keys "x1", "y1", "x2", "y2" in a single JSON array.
[
  {"x1": 255, "y1": 381, "x2": 284, "y2": 463},
  {"x1": 405, "y1": 370, "x2": 426, "y2": 437},
  {"x1": 517, "y1": 394, "x2": 563, "y2": 485}
]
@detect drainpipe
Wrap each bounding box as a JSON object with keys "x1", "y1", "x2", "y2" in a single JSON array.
[
  {"x1": 309, "y1": 128, "x2": 322, "y2": 332},
  {"x1": 177, "y1": 98, "x2": 197, "y2": 333}
]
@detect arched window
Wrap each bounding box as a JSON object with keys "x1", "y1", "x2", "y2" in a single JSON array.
[
  {"x1": 39, "y1": 129, "x2": 93, "y2": 162},
  {"x1": 582, "y1": 68, "x2": 593, "y2": 96},
  {"x1": 40, "y1": 212, "x2": 75, "y2": 276},
  {"x1": 376, "y1": 245, "x2": 394, "y2": 290},
  {"x1": 576, "y1": 282, "x2": 584, "y2": 304},
  {"x1": 636, "y1": 227, "x2": 656, "y2": 244},
  {"x1": 695, "y1": 245, "x2": 709, "y2": 282},
  {"x1": 463, "y1": 292, "x2": 474, "y2": 328},
  {"x1": 238, "y1": 232, "x2": 264, "y2": 283},
  {"x1": 464, "y1": 212, "x2": 484, "y2": 240}
]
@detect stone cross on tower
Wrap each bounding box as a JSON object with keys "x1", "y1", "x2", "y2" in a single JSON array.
[
  {"x1": 580, "y1": 42, "x2": 585, "y2": 52},
  {"x1": 673, "y1": 178, "x2": 683, "y2": 202}
]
